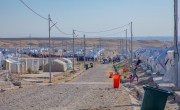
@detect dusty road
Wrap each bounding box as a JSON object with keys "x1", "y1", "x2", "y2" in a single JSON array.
[{"x1": 0, "y1": 64, "x2": 133, "y2": 110}]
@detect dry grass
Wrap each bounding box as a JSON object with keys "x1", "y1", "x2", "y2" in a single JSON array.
[{"x1": 0, "y1": 38, "x2": 172, "y2": 51}]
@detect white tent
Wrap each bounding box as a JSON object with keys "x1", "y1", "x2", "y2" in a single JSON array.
[
  {"x1": 154, "y1": 51, "x2": 167, "y2": 75},
  {"x1": 43, "y1": 59, "x2": 67, "y2": 72},
  {"x1": 61, "y1": 58, "x2": 73, "y2": 70},
  {"x1": 0, "y1": 51, "x2": 5, "y2": 70},
  {"x1": 163, "y1": 44, "x2": 180, "y2": 83}
]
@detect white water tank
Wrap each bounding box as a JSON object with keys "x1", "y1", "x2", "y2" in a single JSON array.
[{"x1": 167, "y1": 50, "x2": 174, "y2": 60}]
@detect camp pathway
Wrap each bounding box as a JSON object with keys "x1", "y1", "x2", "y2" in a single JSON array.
[{"x1": 0, "y1": 64, "x2": 133, "y2": 110}]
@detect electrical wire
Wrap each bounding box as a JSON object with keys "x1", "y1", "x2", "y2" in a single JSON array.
[
  {"x1": 54, "y1": 25, "x2": 73, "y2": 35},
  {"x1": 19, "y1": 0, "x2": 72, "y2": 36},
  {"x1": 76, "y1": 23, "x2": 130, "y2": 34},
  {"x1": 18, "y1": 0, "x2": 130, "y2": 37},
  {"x1": 51, "y1": 21, "x2": 72, "y2": 35},
  {"x1": 19, "y1": 0, "x2": 48, "y2": 20}
]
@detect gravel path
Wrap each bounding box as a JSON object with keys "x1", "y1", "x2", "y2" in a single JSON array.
[{"x1": 0, "y1": 64, "x2": 133, "y2": 110}]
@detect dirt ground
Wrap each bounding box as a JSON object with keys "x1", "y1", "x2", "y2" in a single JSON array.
[
  {"x1": 117, "y1": 59, "x2": 180, "y2": 110},
  {"x1": 0, "y1": 38, "x2": 172, "y2": 51}
]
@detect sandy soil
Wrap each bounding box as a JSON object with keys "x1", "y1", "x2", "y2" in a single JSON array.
[
  {"x1": 0, "y1": 63, "x2": 133, "y2": 110},
  {"x1": 0, "y1": 38, "x2": 172, "y2": 51}
]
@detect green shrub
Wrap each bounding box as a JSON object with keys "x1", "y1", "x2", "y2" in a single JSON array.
[{"x1": 27, "y1": 68, "x2": 32, "y2": 74}]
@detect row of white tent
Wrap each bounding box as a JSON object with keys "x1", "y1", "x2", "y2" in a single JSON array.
[
  {"x1": 133, "y1": 45, "x2": 180, "y2": 85},
  {"x1": 0, "y1": 49, "x2": 73, "y2": 73},
  {"x1": 64, "y1": 48, "x2": 84, "y2": 57},
  {"x1": 85, "y1": 48, "x2": 104, "y2": 59},
  {"x1": 1, "y1": 47, "x2": 104, "y2": 59},
  {"x1": 64, "y1": 48, "x2": 104, "y2": 59},
  {"x1": 0, "y1": 47, "x2": 65, "y2": 54},
  {"x1": 119, "y1": 49, "x2": 130, "y2": 60},
  {"x1": 20, "y1": 47, "x2": 64, "y2": 54},
  {"x1": 4, "y1": 57, "x2": 73, "y2": 73}
]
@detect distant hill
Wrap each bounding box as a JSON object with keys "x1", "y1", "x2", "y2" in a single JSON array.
[
  {"x1": 0, "y1": 36, "x2": 175, "y2": 41},
  {"x1": 0, "y1": 37, "x2": 71, "y2": 40},
  {"x1": 61, "y1": 36, "x2": 173, "y2": 41},
  {"x1": 133, "y1": 36, "x2": 173, "y2": 41},
  {"x1": 103, "y1": 36, "x2": 173, "y2": 41}
]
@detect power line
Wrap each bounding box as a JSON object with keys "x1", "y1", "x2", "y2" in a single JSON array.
[
  {"x1": 76, "y1": 23, "x2": 130, "y2": 34},
  {"x1": 19, "y1": 0, "x2": 72, "y2": 36},
  {"x1": 19, "y1": 0, "x2": 48, "y2": 20},
  {"x1": 51, "y1": 21, "x2": 72, "y2": 35},
  {"x1": 54, "y1": 25, "x2": 72, "y2": 35},
  {"x1": 18, "y1": 0, "x2": 130, "y2": 37}
]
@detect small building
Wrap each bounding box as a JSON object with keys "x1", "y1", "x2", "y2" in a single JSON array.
[
  {"x1": 6, "y1": 58, "x2": 48, "y2": 73},
  {"x1": 26, "y1": 58, "x2": 39, "y2": 71},
  {"x1": 5, "y1": 58, "x2": 21, "y2": 73},
  {"x1": 43, "y1": 59, "x2": 67, "y2": 72}
]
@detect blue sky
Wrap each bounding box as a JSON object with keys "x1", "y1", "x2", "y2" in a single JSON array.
[{"x1": 0, "y1": 0, "x2": 179, "y2": 38}]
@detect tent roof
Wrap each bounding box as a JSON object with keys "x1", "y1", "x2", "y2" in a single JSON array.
[
  {"x1": 53, "y1": 59, "x2": 66, "y2": 65},
  {"x1": 6, "y1": 59, "x2": 21, "y2": 65},
  {"x1": 62, "y1": 58, "x2": 72, "y2": 64}
]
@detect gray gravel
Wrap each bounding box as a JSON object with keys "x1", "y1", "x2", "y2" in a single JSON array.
[{"x1": 0, "y1": 64, "x2": 133, "y2": 110}]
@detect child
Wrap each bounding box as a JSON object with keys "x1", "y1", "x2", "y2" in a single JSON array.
[
  {"x1": 113, "y1": 64, "x2": 119, "y2": 74},
  {"x1": 129, "y1": 74, "x2": 134, "y2": 84},
  {"x1": 129, "y1": 66, "x2": 138, "y2": 84},
  {"x1": 132, "y1": 66, "x2": 138, "y2": 82}
]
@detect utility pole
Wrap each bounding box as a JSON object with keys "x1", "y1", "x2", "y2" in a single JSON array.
[
  {"x1": 48, "y1": 14, "x2": 52, "y2": 83},
  {"x1": 125, "y1": 29, "x2": 128, "y2": 56},
  {"x1": 128, "y1": 38, "x2": 131, "y2": 67},
  {"x1": 174, "y1": 0, "x2": 179, "y2": 87},
  {"x1": 130, "y1": 22, "x2": 133, "y2": 65},
  {"x1": 83, "y1": 34, "x2": 86, "y2": 69},
  {"x1": 72, "y1": 29, "x2": 75, "y2": 72},
  {"x1": 48, "y1": 14, "x2": 56, "y2": 83}
]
